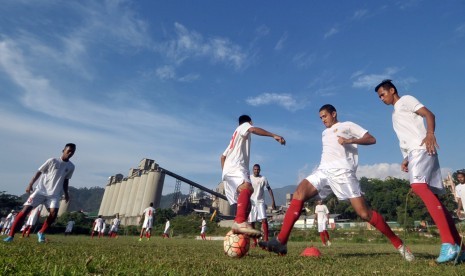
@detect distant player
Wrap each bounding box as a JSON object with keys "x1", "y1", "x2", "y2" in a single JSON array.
[
  {"x1": 200, "y1": 217, "x2": 207, "y2": 240},
  {"x1": 162, "y1": 219, "x2": 170, "y2": 239},
  {"x1": 100, "y1": 221, "x2": 106, "y2": 237},
  {"x1": 108, "y1": 214, "x2": 120, "y2": 238},
  {"x1": 22, "y1": 205, "x2": 43, "y2": 238},
  {"x1": 64, "y1": 219, "x2": 75, "y2": 236},
  {"x1": 260, "y1": 104, "x2": 414, "y2": 261},
  {"x1": 455, "y1": 171, "x2": 465, "y2": 219},
  {"x1": 314, "y1": 200, "x2": 331, "y2": 246},
  {"x1": 376, "y1": 79, "x2": 462, "y2": 263},
  {"x1": 3, "y1": 143, "x2": 76, "y2": 243},
  {"x1": 91, "y1": 215, "x2": 104, "y2": 238},
  {"x1": 139, "y1": 202, "x2": 155, "y2": 241},
  {"x1": 221, "y1": 115, "x2": 285, "y2": 237},
  {"x1": 1, "y1": 210, "x2": 16, "y2": 235},
  {"x1": 248, "y1": 164, "x2": 276, "y2": 246}
]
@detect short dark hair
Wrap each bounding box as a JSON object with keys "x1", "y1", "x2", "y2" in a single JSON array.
[
  {"x1": 150, "y1": 202, "x2": 153, "y2": 207},
  {"x1": 457, "y1": 170, "x2": 465, "y2": 177},
  {"x1": 253, "y1": 164, "x2": 261, "y2": 169},
  {"x1": 319, "y1": 104, "x2": 336, "y2": 114},
  {"x1": 238, "y1": 115, "x2": 252, "y2": 125},
  {"x1": 65, "y1": 143, "x2": 76, "y2": 150},
  {"x1": 375, "y1": 79, "x2": 397, "y2": 93}
]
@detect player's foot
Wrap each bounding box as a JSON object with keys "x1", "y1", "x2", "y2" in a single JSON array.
[
  {"x1": 327, "y1": 240, "x2": 331, "y2": 247},
  {"x1": 436, "y1": 243, "x2": 459, "y2": 263},
  {"x1": 3, "y1": 236, "x2": 13, "y2": 242},
  {"x1": 397, "y1": 244, "x2": 414, "y2": 262},
  {"x1": 231, "y1": 221, "x2": 262, "y2": 238},
  {"x1": 37, "y1": 232, "x2": 46, "y2": 243},
  {"x1": 258, "y1": 237, "x2": 287, "y2": 255},
  {"x1": 138, "y1": 238, "x2": 142, "y2": 242}
]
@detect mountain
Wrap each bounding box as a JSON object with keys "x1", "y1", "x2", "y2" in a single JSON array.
[{"x1": 265, "y1": 185, "x2": 297, "y2": 206}]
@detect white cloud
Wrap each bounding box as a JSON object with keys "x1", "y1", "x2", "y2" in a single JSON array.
[
  {"x1": 246, "y1": 93, "x2": 306, "y2": 112},
  {"x1": 274, "y1": 32, "x2": 288, "y2": 50},
  {"x1": 155, "y1": 65, "x2": 177, "y2": 80},
  {"x1": 352, "y1": 9, "x2": 369, "y2": 20},
  {"x1": 351, "y1": 67, "x2": 401, "y2": 89},
  {"x1": 324, "y1": 27, "x2": 339, "y2": 39},
  {"x1": 158, "y1": 22, "x2": 249, "y2": 71},
  {"x1": 456, "y1": 23, "x2": 465, "y2": 36},
  {"x1": 293, "y1": 52, "x2": 316, "y2": 68}
]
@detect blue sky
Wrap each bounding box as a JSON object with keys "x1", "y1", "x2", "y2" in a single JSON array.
[{"x1": 1, "y1": 1, "x2": 464, "y2": 197}]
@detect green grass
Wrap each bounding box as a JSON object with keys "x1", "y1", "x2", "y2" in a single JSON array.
[{"x1": 1, "y1": 234, "x2": 465, "y2": 275}]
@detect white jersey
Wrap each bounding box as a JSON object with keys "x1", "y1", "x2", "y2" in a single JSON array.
[
  {"x1": 456, "y1": 184, "x2": 465, "y2": 211},
  {"x1": 93, "y1": 217, "x2": 103, "y2": 231},
  {"x1": 392, "y1": 95, "x2": 427, "y2": 158},
  {"x1": 201, "y1": 219, "x2": 207, "y2": 233},
  {"x1": 315, "y1": 204, "x2": 329, "y2": 223},
  {"x1": 35, "y1": 157, "x2": 75, "y2": 196},
  {"x1": 222, "y1": 122, "x2": 252, "y2": 179},
  {"x1": 318, "y1": 122, "x2": 368, "y2": 171},
  {"x1": 143, "y1": 207, "x2": 156, "y2": 220},
  {"x1": 164, "y1": 221, "x2": 170, "y2": 233},
  {"x1": 250, "y1": 175, "x2": 270, "y2": 204},
  {"x1": 65, "y1": 220, "x2": 75, "y2": 232}
]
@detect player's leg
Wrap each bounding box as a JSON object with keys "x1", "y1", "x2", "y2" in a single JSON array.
[
  {"x1": 235, "y1": 182, "x2": 253, "y2": 224},
  {"x1": 260, "y1": 178, "x2": 318, "y2": 255},
  {"x1": 261, "y1": 219, "x2": 269, "y2": 242},
  {"x1": 4, "y1": 205, "x2": 33, "y2": 240}
]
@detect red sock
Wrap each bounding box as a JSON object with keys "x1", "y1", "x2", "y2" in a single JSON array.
[
  {"x1": 39, "y1": 217, "x2": 51, "y2": 233},
  {"x1": 262, "y1": 220, "x2": 269, "y2": 241},
  {"x1": 277, "y1": 199, "x2": 304, "y2": 244},
  {"x1": 235, "y1": 189, "x2": 252, "y2": 223},
  {"x1": 8, "y1": 211, "x2": 27, "y2": 237},
  {"x1": 369, "y1": 211, "x2": 403, "y2": 248},
  {"x1": 411, "y1": 183, "x2": 455, "y2": 244},
  {"x1": 320, "y1": 232, "x2": 326, "y2": 244},
  {"x1": 324, "y1": 230, "x2": 330, "y2": 241},
  {"x1": 26, "y1": 226, "x2": 32, "y2": 237}
]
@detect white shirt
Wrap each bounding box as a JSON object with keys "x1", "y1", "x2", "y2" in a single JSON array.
[
  {"x1": 222, "y1": 122, "x2": 252, "y2": 179},
  {"x1": 143, "y1": 207, "x2": 156, "y2": 220},
  {"x1": 36, "y1": 157, "x2": 75, "y2": 196},
  {"x1": 456, "y1": 184, "x2": 465, "y2": 211},
  {"x1": 250, "y1": 175, "x2": 270, "y2": 204},
  {"x1": 315, "y1": 204, "x2": 329, "y2": 223},
  {"x1": 318, "y1": 122, "x2": 368, "y2": 171},
  {"x1": 66, "y1": 220, "x2": 75, "y2": 228},
  {"x1": 164, "y1": 221, "x2": 170, "y2": 232},
  {"x1": 392, "y1": 95, "x2": 426, "y2": 158},
  {"x1": 112, "y1": 218, "x2": 120, "y2": 226}
]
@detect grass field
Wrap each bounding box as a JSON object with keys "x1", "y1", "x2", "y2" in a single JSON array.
[{"x1": 1, "y1": 234, "x2": 465, "y2": 275}]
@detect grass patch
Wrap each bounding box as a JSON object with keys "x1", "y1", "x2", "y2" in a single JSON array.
[{"x1": 1, "y1": 233, "x2": 464, "y2": 275}]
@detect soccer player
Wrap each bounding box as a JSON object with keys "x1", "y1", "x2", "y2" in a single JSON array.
[
  {"x1": 200, "y1": 217, "x2": 207, "y2": 240},
  {"x1": 64, "y1": 219, "x2": 75, "y2": 236},
  {"x1": 91, "y1": 215, "x2": 104, "y2": 238},
  {"x1": 22, "y1": 205, "x2": 43, "y2": 238},
  {"x1": 314, "y1": 200, "x2": 331, "y2": 246},
  {"x1": 108, "y1": 214, "x2": 120, "y2": 238},
  {"x1": 248, "y1": 164, "x2": 276, "y2": 246},
  {"x1": 221, "y1": 115, "x2": 285, "y2": 237},
  {"x1": 259, "y1": 104, "x2": 414, "y2": 261},
  {"x1": 162, "y1": 219, "x2": 170, "y2": 238},
  {"x1": 3, "y1": 143, "x2": 76, "y2": 243},
  {"x1": 139, "y1": 202, "x2": 155, "y2": 241},
  {"x1": 376, "y1": 79, "x2": 462, "y2": 263},
  {"x1": 455, "y1": 171, "x2": 465, "y2": 219},
  {"x1": 1, "y1": 210, "x2": 16, "y2": 235}
]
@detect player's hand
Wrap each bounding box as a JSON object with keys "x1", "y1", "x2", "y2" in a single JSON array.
[
  {"x1": 337, "y1": 136, "x2": 352, "y2": 145},
  {"x1": 420, "y1": 133, "x2": 439, "y2": 155},
  {"x1": 401, "y1": 158, "x2": 409, "y2": 172},
  {"x1": 274, "y1": 135, "x2": 286, "y2": 145}
]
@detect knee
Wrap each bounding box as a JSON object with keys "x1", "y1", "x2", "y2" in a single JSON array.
[{"x1": 358, "y1": 210, "x2": 372, "y2": 222}]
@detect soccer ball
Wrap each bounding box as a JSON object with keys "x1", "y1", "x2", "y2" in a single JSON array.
[{"x1": 223, "y1": 230, "x2": 250, "y2": 258}]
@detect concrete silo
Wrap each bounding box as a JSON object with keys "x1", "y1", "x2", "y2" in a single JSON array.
[
  {"x1": 98, "y1": 183, "x2": 111, "y2": 216},
  {"x1": 118, "y1": 176, "x2": 133, "y2": 220},
  {"x1": 113, "y1": 178, "x2": 127, "y2": 217},
  {"x1": 140, "y1": 165, "x2": 165, "y2": 213},
  {"x1": 132, "y1": 171, "x2": 149, "y2": 218},
  {"x1": 125, "y1": 169, "x2": 141, "y2": 225},
  {"x1": 107, "y1": 180, "x2": 122, "y2": 217},
  {"x1": 102, "y1": 182, "x2": 115, "y2": 217}
]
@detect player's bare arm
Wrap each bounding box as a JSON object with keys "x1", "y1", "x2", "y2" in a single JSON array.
[
  {"x1": 64, "y1": 179, "x2": 70, "y2": 203},
  {"x1": 268, "y1": 189, "x2": 276, "y2": 210},
  {"x1": 415, "y1": 107, "x2": 439, "y2": 155},
  {"x1": 457, "y1": 198, "x2": 463, "y2": 215},
  {"x1": 220, "y1": 155, "x2": 226, "y2": 170},
  {"x1": 248, "y1": 127, "x2": 286, "y2": 145},
  {"x1": 401, "y1": 157, "x2": 409, "y2": 172},
  {"x1": 26, "y1": 171, "x2": 42, "y2": 193},
  {"x1": 338, "y1": 132, "x2": 376, "y2": 146}
]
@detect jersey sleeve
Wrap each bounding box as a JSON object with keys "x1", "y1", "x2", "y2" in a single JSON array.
[
  {"x1": 66, "y1": 165, "x2": 75, "y2": 179},
  {"x1": 38, "y1": 158, "x2": 53, "y2": 173},
  {"x1": 238, "y1": 122, "x2": 252, "y2": 137},
  {"x1": 347, "y1": 122, "x2": 368, "y2": 139},
  {"x1": 402, "y1": 95, "x2": 424, "y2": 113},
  {"x1": 263, "y1": 177, "x2": 271, "y2": 190}
]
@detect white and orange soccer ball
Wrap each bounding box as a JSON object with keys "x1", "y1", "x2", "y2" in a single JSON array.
[{"x1": 223, "y1": 230, "x2": 250, "y2": 258}]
